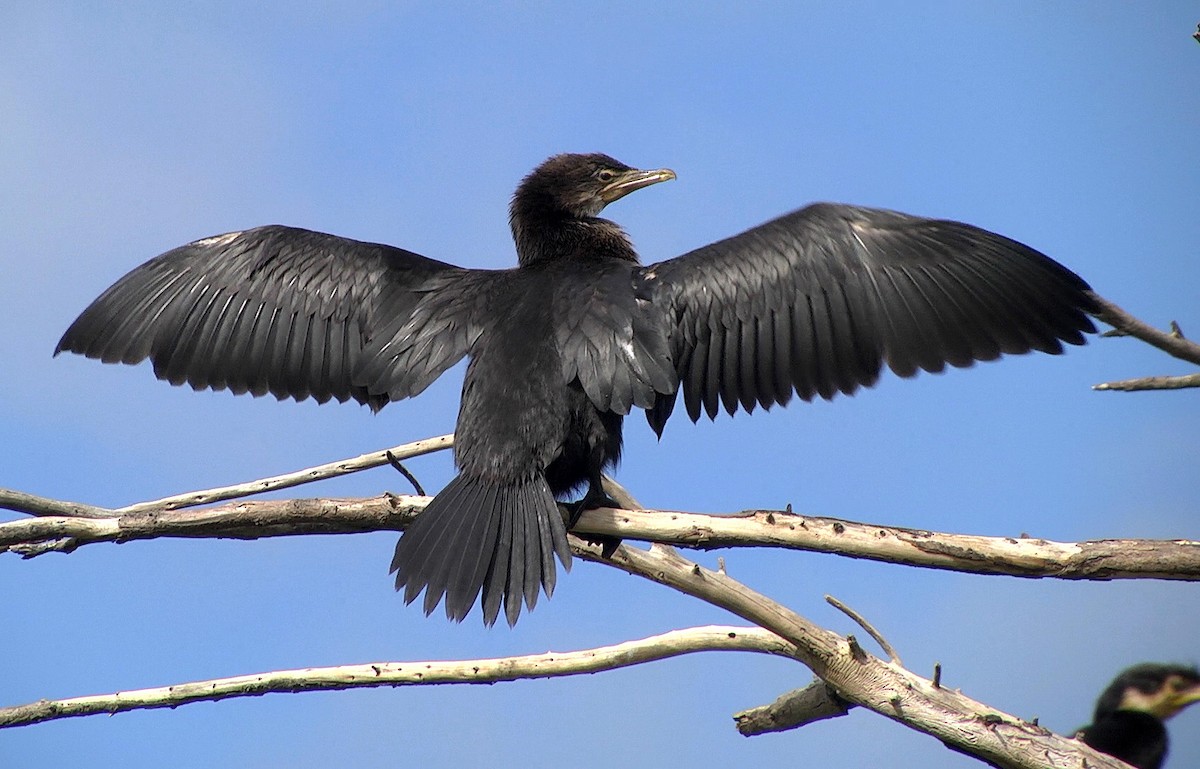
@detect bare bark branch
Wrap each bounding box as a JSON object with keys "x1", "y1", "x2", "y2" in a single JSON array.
[
  {"x1": 115, "y1": 434, "x2": 453, "y2": 515},
  {"x1": 3, "y1": 495, "x2": 1196, "y2": 581},
  {"x1": 574, "y1": 539, "x2": 1129, "y2": 769},
  {"x1": 0, "y1": 495, "x2": 419, "y2": 556},
  {"x1": 0, "y1": 488, "x2": 115, "y2": 519},
  {"x1": 587, "y1": 507, "x2": 1200, "y2": 580},
  {"x1": 0, "y1": 625, "x2": 797, "y2": 729},
  {"x1": 734, "y1": 679, "x2": 852, "y2": 735},
  {"x1": 825, "y1": 595, "x2": 902, "y2": 665},
  {"x1": 1093, "y1": 372, "x2": 1200, "y2": 391},
  {"x1": 1090, "y1": 292, "x2": 1200, "y2": 366}
]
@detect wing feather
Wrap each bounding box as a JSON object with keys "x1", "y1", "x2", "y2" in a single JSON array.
[
  {"x1": 57, "y1": 225, "x2": 489, "y2": 409},
  {"x1": 644, "y1": 202, "x2": 1096, "y2": 431}
]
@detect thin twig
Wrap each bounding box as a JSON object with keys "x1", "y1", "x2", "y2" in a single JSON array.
[
  {"x1": 825, "y1": 595, "x2": 902, "y2": 666},
  {"x1": 1093, "y1": 373, "x2": 1200, "y2": 392},
  {"x1": 114, "y1": 434, "x2": 453, "y2": 515},
  {"x1": 385, "y1": 452, "x2": 426, "y2": 496},
  {"x1": 1089, "y1": 292, "x2": 1200, "y2": 366}
]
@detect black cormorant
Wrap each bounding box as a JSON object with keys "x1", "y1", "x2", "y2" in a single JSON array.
[
  {"x1": 1078, "y1": 663, "x2": 1200, "y2": 769},
  {"x1": 56, "y1": 153, "x2": 1098, "y2": 626}
]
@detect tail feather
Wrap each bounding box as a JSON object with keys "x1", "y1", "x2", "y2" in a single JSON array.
[
  {"x1": 421, "y1": 477, "x2": 500, "y2": 617},
  {"x1": 518, "y1": 494, "x2": 541, "y2": 612},
  {"x1": 390, "y1": 473, "x2": 571, "y2": 626},
  {"x1": 538, "y1": 497, "x2": 571, "y2": 592},
  {"x1": 481, "y1": 495, "x2": 514, "y2": 626},
  {"x1": 395, "y1": 474, "x2": 491, "y2": 610},
  {"x1": 422, "y1": 479, "x2": 496, "y2": 619},
  {"x1": 443, "y1": 480, "x2": 501, "y2": 619},
  {"x1": 504, "y1": 490, "x2": 527, "y2": 625}
]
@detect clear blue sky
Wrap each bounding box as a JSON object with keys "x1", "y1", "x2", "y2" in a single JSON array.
[{"x1": 3, "y1": 4, "x2": 1198, "y2": 767}]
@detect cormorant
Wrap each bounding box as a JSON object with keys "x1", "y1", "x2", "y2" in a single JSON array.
[
  {"x1": 1077, "y1": 664, "x2": 1200, "y2": 769},
  {"x1": 55, "y1": 153, "x2": 1098, "y2": 626}
]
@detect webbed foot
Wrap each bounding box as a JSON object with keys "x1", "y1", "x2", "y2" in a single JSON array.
[{"x1": 562, "y1": 484, "x2": 622, "y2": 558}]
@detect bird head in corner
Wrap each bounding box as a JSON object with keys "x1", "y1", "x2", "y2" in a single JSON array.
[{"x1": 1098, "y1": 664, "x2": 1200, "y2": 721}]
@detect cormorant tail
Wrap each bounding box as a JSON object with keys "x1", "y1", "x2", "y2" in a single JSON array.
[{"x1": 390, "y1": 473, "x2": 571, "y2": 626}]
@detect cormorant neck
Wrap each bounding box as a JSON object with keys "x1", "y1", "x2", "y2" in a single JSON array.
[{"x1": 510, "y1": 207, "x2": 639, "y2": 268}]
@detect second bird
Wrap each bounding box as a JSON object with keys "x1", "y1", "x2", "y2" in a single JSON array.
[{"x1": 56, "y1": 153, "x2": 1098, "y2": 626}]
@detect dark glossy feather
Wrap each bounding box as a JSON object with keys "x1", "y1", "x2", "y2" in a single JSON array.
[
  {"x1": 1079, "y1": 712, "x2": 1167, "y2": 769},
  {"x1": 642, "y1": 202, "x2": 1097, "y2": 435},
  {"x1": 56, "y1": 226, "x2": 479, "y2": 410}
]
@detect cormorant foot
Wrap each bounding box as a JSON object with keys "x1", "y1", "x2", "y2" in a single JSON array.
[
  {"x1": 564, "y1": 489, "x2": 620, "y2": 528},
  {"x1": 561, "y1": 491, "x2": 624, "y2": 557}
]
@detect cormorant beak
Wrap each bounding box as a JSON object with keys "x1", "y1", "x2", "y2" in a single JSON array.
[
  {"x1": 600, "y1": 167, "x2": 676, "y2": 204},
  {"x1": 1127, "y1": 677, "x2": 1200, "y2": 720},
  {"x1": 1162, "y1": 680, "x2": 1200, "y2": 719}
]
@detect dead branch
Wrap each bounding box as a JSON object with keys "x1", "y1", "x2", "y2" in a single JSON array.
[
  {"x1": 1090, "y1": 293, "x2": 1200, "y2": 366},
  {"x1": 1093, "y1": 372, "x2": 1200, "y2": 391},
  {"x1": 573, "y1": 539, "x2": 1129, "y2": 769},
  {"x1": 4, "y1": 493, "x2": 1194, "y2": 581},
  {"x1": 1088, "y1": 293, "x2": 1200, "y2": 391},
  {"x1": 0, "y1": 625, "x2": 796, "y2": 729},
  {"x1": 734, "y1": 679, "x2": 852, "y2": 735},
  {"x1": 825, "y1": 595, "x2": 902, "y2": 665},
  {"x1": 0, "y1": 488, "x2": 115, "y2": 519},
  {"x1": 116, "y1": 434, "x2": 453, "y2": 515}
]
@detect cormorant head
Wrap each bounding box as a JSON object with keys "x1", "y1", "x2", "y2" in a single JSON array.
[
  {"x1": 510, "y1": 153, "x2": 675, "y2": 221},
  {"x1": 1095, "y1": 664, "x2": 1200, "y2": 722}
]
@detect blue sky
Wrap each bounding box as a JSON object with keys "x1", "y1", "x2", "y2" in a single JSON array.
[{"x1": 3, "y1": 3, "x2": 1198, "y2": 767}]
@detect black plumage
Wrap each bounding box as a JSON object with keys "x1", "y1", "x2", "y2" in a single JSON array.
[
  {"x1": 56, "y1": 152, "x2": 1098, "y2": 625},
  {"x1": 1078, "y1": 664, "x2": 1200, "y2": 769}
]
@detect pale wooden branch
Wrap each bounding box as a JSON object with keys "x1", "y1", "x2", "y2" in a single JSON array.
[
  {"x1": 0, "y1": 495, "x2": 420, "y2": 557},
  {"x1": 0, "y1": 625, "x2": 797, "y2": 729},
  {"x1": 0, "y1": 488, "x2": 115, "y2": 519},
  {"x1": 0, "y1": 435, "x2": 452, "y2": 523},
  {"x1": 573, "y1": 538, "x2": 1129, "y2": 769},
  {"x1": 825, "y1": 595, "x2": 902, "y2": 665},
  {"x1": 1090, "y1": 292, "x2": 1200, "y2": 366},
  {"x1": 733, "y1": 598, "x2": 903, "y2": 736},
  {"x1": 1093, "y1": 372, "x2": 1200, "y2": 391},
  {"x1": 1089, "y1": 292, "x2": 1200, "y2": 392},
  {"x1": 114, "y1": 434, "x2": 453, "y2": 515},
  {"x1": 734, "y1": 679, "x2": 852, "y2": 735},
  {"x1": 585, "y1": 507, "x2": 1200, "y2": 580},
  {"x1": 3, "y1": 495, "x2": 1197, "y2": 582}
]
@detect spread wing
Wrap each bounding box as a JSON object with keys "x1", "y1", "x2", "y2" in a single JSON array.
[
  {"x1": 56, "y1": 225, "x2": 490, "y2": 410},
  {"x1": 642, "y1": 203, "x2": 1098, "y2": 434}
]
